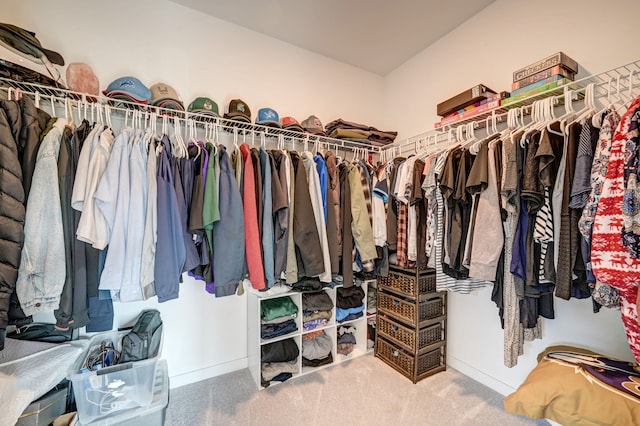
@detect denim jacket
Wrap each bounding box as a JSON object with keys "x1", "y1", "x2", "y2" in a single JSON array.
[{"x1": 16, "y1": 118, "x2": 67, "y2": 316}]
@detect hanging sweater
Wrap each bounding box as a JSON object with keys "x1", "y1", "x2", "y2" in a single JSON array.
[
  {"x1": 592, "y1": 95, "x2": 640, "y2": 363},
  {"x1": 240, "y1": 143, "x2": 265, "y2": 290}
]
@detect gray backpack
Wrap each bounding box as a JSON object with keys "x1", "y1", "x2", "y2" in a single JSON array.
[{"x1": 120, "y1": 310, "x2": 163, "y2": 362}]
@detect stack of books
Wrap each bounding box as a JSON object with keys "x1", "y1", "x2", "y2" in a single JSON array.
[{"x1": 502, "y1": 52, "x2": 578, "y2": 107}]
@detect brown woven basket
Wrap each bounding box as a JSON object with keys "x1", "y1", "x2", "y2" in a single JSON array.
[
  {"x1": 377, "y1": 315, "x2": 444, "y2": 353},
  {"x1": 378, "y1": 268, "x2": 436, "y2": 299},
  {"x1": 375, "y1": 337, "x2": 445, "y2": 383},
  {"x1": 377, "y1": 292, "x2": 445, "y2": 328}
]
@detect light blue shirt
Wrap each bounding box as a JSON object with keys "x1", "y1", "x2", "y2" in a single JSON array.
[{"x1": 95, "y1": 128, "x2": 146, "y2": 302}]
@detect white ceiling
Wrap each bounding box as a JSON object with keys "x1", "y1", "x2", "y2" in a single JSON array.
[{"x1": 170, "y1": 0, "x2": 495, "y2": 76}]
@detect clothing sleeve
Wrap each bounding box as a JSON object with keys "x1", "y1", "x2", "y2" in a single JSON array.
[
  {"x1": 349, "y1": 164, "x2": 377, "y2": 261},
  {"x1": 16, "y1": 127, "x2": 66, "y2": 316},
  {"x1": 94, "y1": 134, "x2": 125, "y2": 245}
]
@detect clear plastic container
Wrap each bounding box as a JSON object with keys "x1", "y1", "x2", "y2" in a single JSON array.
[
  {"x1": 78, "y1": 359, "x2": 168, "y2": 425},
  {"x1": 68, "y1": 357, "x2": 159, "y2": 424}
]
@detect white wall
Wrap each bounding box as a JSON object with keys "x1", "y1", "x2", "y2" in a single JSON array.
[
  {"x1": 5, "y1": 0, "x2": 384, "y2": 388},
  {"x1": 383, "y1": 0, "x2": 640, "y2": 394}
]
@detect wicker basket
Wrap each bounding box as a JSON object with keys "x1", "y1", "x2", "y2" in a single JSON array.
[
  {"x1": 375, "y1": 336, "x2": 445, "y2": 383},
  {"x1": 377, "y1": 314, "x2": 444, "y2": 353},
  {"x1": 378, "y1": 267, "x2": 436, "y2": 299},
  {"x1": 377, "y1": 291, "x2": 445, "y2": 328}
]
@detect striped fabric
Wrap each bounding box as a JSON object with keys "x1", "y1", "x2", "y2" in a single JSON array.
[
  {"x1": 533, "y1": 188, "x2": 554, "y2": 283},
  {"x1": 358, "y1": 163, "x2": 373, "y2": 226},
  {"x1": 434, "y1": 177, "x2": 490, "y2": 293},
  {"x1": 396, "y1": 201, "x2": 408, "y2": 268}
]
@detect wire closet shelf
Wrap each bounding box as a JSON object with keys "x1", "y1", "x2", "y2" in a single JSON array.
[
  {"x1": 0, "y1": 76, "x2": 382, "y2": 156},
  {"x1": 383, "y1": 58, "x2": 640, "y2": 160}
]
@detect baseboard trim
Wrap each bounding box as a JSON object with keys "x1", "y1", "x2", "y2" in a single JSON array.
[
  {"x1": 447, "y1": 356, "x2": 516, "y2": 396},
  {"x1": 169, "y1": 357, "x2": 248, "y2": 389}
]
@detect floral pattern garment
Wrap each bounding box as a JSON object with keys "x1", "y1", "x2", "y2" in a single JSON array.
[
  {"x1": 591, "y1": 95, "x2": 640, "y2": 363},
  {"x1": 579, "y1": 110, "x2": 621, "y2": 237},
  {"x1": 622, "y1": 110, "x2": 640, "y2": 257}
]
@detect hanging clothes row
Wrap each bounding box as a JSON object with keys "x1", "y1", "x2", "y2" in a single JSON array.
[
  {"x1": 378, "y1": 80, "x2": 640, "y2": 367},
  {"x1": 0, "y1": 91, "x2": 381, "y2": 343}
]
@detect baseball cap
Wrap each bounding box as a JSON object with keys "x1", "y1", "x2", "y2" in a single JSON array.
[
  {"x1": 66, "y1": 62, "x2": 99, "y2": 97},
  {"x1": 103, "y1": 76, "x2": 151, "y2": 104},
  {"x1": 256, "y1": 107, "x2": 281, "y2": 128},
  {"x1": 281, "y1": 116, "x2": 304, "y2": 133},
  {"x1": 150, "y1": 83, "x2": 184, "y2": 111},
  {"x1": 188, "y1": 97, "x2": 220, "y2": 117},
  {"x1": 0, "y1": 23, "x2": 64, "y2": 66},
  {"x1": 301, "y1": 115, "x2": 326, "y2": 136},
  {"x1": 224, "y1": 99, "x2": 251, "y2": 123}
]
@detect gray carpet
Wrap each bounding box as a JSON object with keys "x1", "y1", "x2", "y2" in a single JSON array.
[{"x1": 165, "y1": 354, "x2": 548, "y2": 426}]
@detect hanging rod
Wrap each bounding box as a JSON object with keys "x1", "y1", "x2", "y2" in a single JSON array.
[
  {"x1": 386, "y1": 58, "x2": 640, "y2": 155},
  {"x1": 0, "y1": 76, "x2": 382, "y2": 154}
]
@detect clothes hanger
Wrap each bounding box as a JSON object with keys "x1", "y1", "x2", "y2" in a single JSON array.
[
  {"x1": 173, "y1": 116, "x2": 188, "y2": 158},
  {"x1": 66, "y1": 98, "x2": 75, "y2": 128}
]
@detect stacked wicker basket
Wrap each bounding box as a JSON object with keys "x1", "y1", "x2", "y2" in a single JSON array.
[{"x1": 375, "y1": 266, "x2": 447, "y2": 383}]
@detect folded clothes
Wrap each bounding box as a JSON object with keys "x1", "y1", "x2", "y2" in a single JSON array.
[
  {"x1": 337, "y1": 332, "x2": 356, "y2": 345},
  {"x1": 261, "y1": 359, "x2": 298, "y2": 381},
  {"x1": 262, "y1": 338, "x2": 299, "y2": 363},
  {"x1": 261, "y1": 319, "x2": 298, "y2": 339},
  {"x1": 302, "y1": 330, "x2": 333, "y2": 360},
  {"x1": 261, "y1": 296, "x2": 298, "y2": 321},
  {"x1": 337, "y1": 342, "x2": 355, "y2": 356},
  {"x1": 303, "y1": 310, "x2": 332, "y2": 322},
  {"x1": 336, "y1": 286, "x2": 365, "y2": 309},
  {"x1": 262, "y1": 312, "x2": 298, "y2": 325},
  {"x1": 336, "y1": 305, "x2": 364, "y2": 322},
  {"x1": 303, "y1": 291, "x2": 333, "y2": 311},
  {"x1": 262, "y1": 372, "x2": 294, "y2": 388},
  {"x1": 303, "y1": 318, "x2": 328, "y2": 331},
  {"x1": 324, "y1": 118, "x2": 398, "y2": 144},
  {"x1": 302, "y1": 352, "x2": 334, "y2": 367},
  {"x1": 339, "y1": 311, "x2": 364, "y2": 323}
]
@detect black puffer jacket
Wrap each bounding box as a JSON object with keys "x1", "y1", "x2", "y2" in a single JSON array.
[{"x1": 0, "y1": 100, "x2": 25, "y2": 350}]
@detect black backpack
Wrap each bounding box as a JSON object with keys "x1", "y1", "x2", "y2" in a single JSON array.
[{"x1": 120, "y1": 310, "x2": 163, "y2": 362}]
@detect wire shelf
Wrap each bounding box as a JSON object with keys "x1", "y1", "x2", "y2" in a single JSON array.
[
  {"x1": 387, "y1": 58, "x2": 640, "y2": 156},
  {"x1": 0, "y1": 76, "x2": 382, "y2": 155}
]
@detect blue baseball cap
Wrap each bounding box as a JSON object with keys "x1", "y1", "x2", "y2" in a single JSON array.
[
  {"x1": 103, "y1": 76, "x2": 152, "y2": 104},
  {"x1": 256, "y1": 107, "x2": 281, "y2": 128}
]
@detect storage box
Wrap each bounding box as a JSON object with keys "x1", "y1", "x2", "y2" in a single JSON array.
[
  {"x1": 377, "y1": 291, "x2": 445, "y2": 328},
  {"x1": 77, "y1": 359, "x2": 168, "y2": 425},
  {"x1": 17, "y1": 385, "x2": 68, "y2": 426},
  {"x1": 512, "y1": 52, "x2": 578, "y2": 83},
  {"x1": 377, "y1": 314, "x2": 445, "y2": 354},
  {"x1": 378, "y1": 267, "x2": 436, "y2": 299},
  {"x1": 68, "y1": 357, "x2": 159, "y2": 424},
  {"x1": 375, "y1": 336, "x2": 446, "y2": 383},
  {"x1": 436, "y1": 84, "x2": 496, "y2": 117}
]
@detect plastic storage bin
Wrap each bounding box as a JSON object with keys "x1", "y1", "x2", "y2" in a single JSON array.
[
  {"x1": 78, "y1": 359, "x2": 168, "y2": 425},
  {"x1": 69, "y1": 357, "x2": 159, "y2": 424}
]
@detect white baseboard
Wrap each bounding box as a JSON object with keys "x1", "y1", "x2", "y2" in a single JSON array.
[
  {"x1": 169, "y1": 357, "x2": 248, "y2": 389},
  {"x1": 447, "y1": 355, "x2": 517, "y2": 397}
]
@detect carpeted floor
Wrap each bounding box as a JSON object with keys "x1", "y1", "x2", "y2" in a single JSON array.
[{"x1": 165, "y1": 354, "x2": 548, "y2": 426}]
